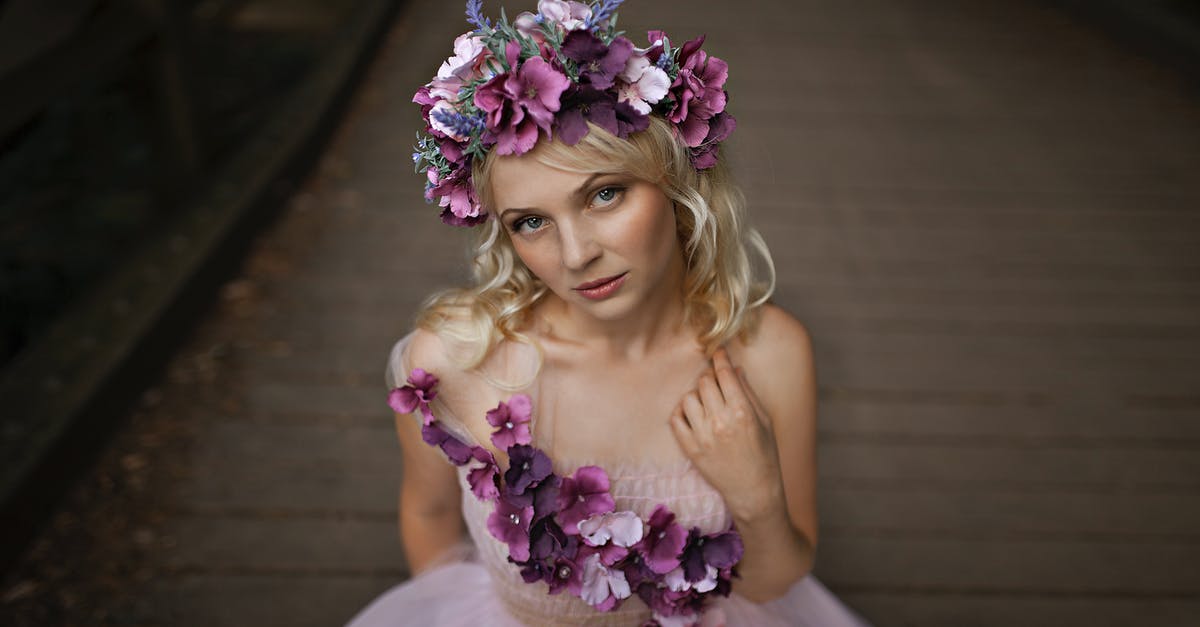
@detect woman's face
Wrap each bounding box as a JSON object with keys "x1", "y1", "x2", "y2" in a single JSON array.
[{"x1": 488, "y1": 150, "x2": 685, "y2": 321}]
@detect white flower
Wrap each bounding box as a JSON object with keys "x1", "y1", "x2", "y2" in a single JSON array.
[
  {"x1": 663, "y1": 564, "x2": 718, "y2": 593},
  {"x1": 538, "y1": 0, "x2": 592, "y2": 31},
  {"x1": 580, "y1": 552, "x2": 632, "y2": 607},
  {"x1": 578, "y1": 510, "x2": 644, "y2": 548},
  {"x1": 437, "y1": 32, "x2": 487, "y2": 81},
  {"x1": 617, "y1": 54, "x2": 671, "y2": 114}
]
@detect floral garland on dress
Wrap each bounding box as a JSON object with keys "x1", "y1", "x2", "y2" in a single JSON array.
[
  {"x1": 389, "y1": 368, "x2": 744, "y2": 626},
  {"x1": 413, "y1": 0, "x2": 736, "y2": 226}
]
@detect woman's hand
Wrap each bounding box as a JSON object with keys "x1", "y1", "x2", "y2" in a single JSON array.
[{"x1": 669, "y1": 347, "x2": 787, "y2": 524}]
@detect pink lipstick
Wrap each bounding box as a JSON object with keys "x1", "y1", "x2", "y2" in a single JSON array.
[{"x1": 573, "y1": 272, "x2": 628, "y2": 300}]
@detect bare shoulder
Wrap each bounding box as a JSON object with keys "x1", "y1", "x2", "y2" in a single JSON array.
[
  {"x1": 732, "y1": 304, "x2": 817, "y2": 428},
  {"x1": 737, "y1": 303, "x2": 815, "y2": 377}
]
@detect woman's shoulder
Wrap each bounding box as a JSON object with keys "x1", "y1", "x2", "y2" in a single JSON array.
[{"x1": 738, "y1": 303, "x2": 814, "y2": 370}]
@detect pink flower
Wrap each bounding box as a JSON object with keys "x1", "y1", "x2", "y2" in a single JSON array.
[
  {"x1": 474, "y1": 56, "x2": 570, "y2": 155},
  {"x1": 617, "y1": 53, "x2": 670, "y2": 115},
  {"x1": 487, "y1": 497, "x2": 533, "y2": 562},
  {"x1": 486, "y1": 394, "x2": 533, "y2": 449},
  {"x1": 556, "y1": 466, "x2": 616, "y2": 534},
  {"x1": 466, "y1": 446, "x2": 500, "y2": 501},
  {"x1": 638, "y1": 505, "x2": 688, "y2": 574},
  {"x1": 538, "y1": 0, "x2": 592, "y2": 32},
  {"x1": 437, "y1": 32, "x2": 488, "y2": 82},
  {"x1": 578, "y1": 510, "x2": 644, "y2": 548},
  {"x1": 579, "y1": 552, "x2": 631, "y2": 611},
  {"x1": 387, "y1": 368, "x2": 438, "y2": 424}
]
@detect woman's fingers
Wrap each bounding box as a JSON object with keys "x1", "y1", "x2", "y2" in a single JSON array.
[
  {"x1": 669, "y1": 407, "x2": 697, "y2": 454},
  {"x1": 680, "y1": 390, "x2": 713, "y2": 445},
  {"x1": 711, "y1": 349, "x2": 747, "y2": 412},
  {"x1": 737, "y1": 366, "x2": 772, "y2": 431}
]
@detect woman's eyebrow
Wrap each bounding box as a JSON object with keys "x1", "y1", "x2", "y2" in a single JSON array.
[{"x1": 499, "y1": 173, "x2": 611, "y2": 219}]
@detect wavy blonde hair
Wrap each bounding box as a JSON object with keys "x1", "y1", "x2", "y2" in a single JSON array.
[{"x1": 415, "y1": 116, "x2": 775, "y2": 386}]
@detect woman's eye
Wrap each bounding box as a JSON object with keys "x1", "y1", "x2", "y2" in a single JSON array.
[
  {"x1": 512, "y1": 216, "x2": 544, "y2": 233},
  {"x1": 593, "y1": 186, "x2": 622, "y2": 206}
]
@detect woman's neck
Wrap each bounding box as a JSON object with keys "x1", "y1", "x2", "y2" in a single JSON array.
[{"x1": 535, "y1": 259, "x2": 694, "y2": 362}]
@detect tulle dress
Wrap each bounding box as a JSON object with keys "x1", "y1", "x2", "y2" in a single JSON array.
[{"x1": 345, "y1": 332, "x2": 872, "y2": 627}]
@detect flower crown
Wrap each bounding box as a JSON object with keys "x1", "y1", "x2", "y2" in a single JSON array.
[
  {"x1": 389, "y1": 369, "x2": 744, "y2": 625},
  {"x1": 413, "y1": 0, "x2": 737, "y2": 227}
]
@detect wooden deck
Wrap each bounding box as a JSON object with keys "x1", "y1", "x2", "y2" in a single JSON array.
[{"x1": 4, "y1": 1, "x2": 1200, "y2": 625}]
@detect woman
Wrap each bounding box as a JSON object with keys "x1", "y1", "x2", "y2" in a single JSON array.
[{"x1": 347, "y1": 2, "x2": 871, "y2": 625}]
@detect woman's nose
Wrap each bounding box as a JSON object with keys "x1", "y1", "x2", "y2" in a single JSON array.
[{"x1": 559, "y1": 222, "x2": 601, "y2": 270}]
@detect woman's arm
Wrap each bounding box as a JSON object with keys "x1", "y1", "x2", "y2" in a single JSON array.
[
  {"x1": 394, "y1": 409, "x2": 466, "y2": 575},
  {"x1": 670, "y1": 304, "x2": 819, "y2": 602}
]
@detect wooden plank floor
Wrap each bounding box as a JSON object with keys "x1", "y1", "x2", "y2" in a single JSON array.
[{"x1": 5, "y1": 1, "x2": 1200, "y2": 625}]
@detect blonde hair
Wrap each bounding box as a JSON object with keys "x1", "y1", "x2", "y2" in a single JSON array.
[{"x1": 415, "y1": 116, "x2": 775, "y2": 386}]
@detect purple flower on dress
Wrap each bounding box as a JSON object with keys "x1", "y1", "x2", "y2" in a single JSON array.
[
  {"x1": 561, "y1": 31, "x2": 633, "y2": 90},
  {"x1": 420, "y1": 422, "x2": 474, "y2": 465},
  {"x1": 387, "y1": 368, "x2": 438, "y2": 424},
  {"x1": 487, "y1": 496, "x2": 534, "y2": 562},
  {"x1": 547, "y1": 552, "x2": 584, "y2": 595},
  {"x1": 474, "y1": 56, "x2": 570, "y2": 155},
  {"x1": 504, "y1": 445, "x2": 554, "y2": 498},
  {"x1": 579, "y1": 551, "x2": 632, "y2": 611},
  {"x1": 557, "y1": 466, "x2": 616, "y2": 534},
  {"x1": 466, "y1": 446, "x2": 500, "y2": 501},
  {"x1": 486, "y1": 394, "x2": 533, "y2": 449},
  {"x1": 529, "y1": 516, "x2": 576, "y2": 563},
  {"x1": 638, "y1": 504, "x2": 689, "y2": 574}
]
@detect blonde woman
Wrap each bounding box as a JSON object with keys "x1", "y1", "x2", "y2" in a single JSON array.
[{"x1": 347, "y1": 2, "x2": 871, "y2": 625}]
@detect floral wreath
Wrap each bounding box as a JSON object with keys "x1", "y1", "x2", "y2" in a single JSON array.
[
  {"x1": 389, "y1": 368, "x2": 744, "y2": 626},
  {"x1": 413, "y1": 0, "x2": 737, "y2": 226}
]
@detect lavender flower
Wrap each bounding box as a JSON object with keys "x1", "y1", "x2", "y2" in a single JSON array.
[
  {"x1": 465, "y1": 0, "x2": 492, "y2": 31},
  {"x1": 430, "y1": 104, "x2": 486, "y2": 142},
  {"x1": 585, "y1": 0, "x2": 624, "y2": 29}
]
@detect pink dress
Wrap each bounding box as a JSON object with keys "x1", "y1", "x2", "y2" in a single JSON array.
[{"x1": 345, "y1": 334, "x2": 872, "y2": 627}]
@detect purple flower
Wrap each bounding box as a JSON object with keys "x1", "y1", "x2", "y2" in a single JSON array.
[
  {"x1": 466, "y1": 446, "x2": 500, "y2": 501},
  {"x1": 504, "y1": 445, "x2": 554, "y2": 498},
  {"x1": 486, "y1": 394, "x2": 533, "y2": 449},
  {"x1": 420, "y1": 422, "x2": 474, "y2": 465},
  {"x1": 547, "y1": 552, "x2": 584, "y2": 595},
  {"x1": 687, "y1": 110, "x2": 736, "y2": 170},
  {"x1": 666, "y1": 35, "x2": 730, "y2": 147},
  {"x1": 580, "y1": 552, "x2": 632, "y2": 611},
  {"x1": 556, "y1": 87, "x2": 649, "y2": 145},
  {"x1": 474, "y1": 56, "x2": 570, "y2": 155},
  {"x1": 426, "y1": 165, "x2": 486, "y2": 226},
  {"x1": 556, "y1": 465, "x2": 616, "y2": 533},
  {"x1": 387, "y1": 368, "x2": 438, "y2": 424},
  {"x1": 561, "y1": 32, "x2": 633, "y2": 90},
  {"x1": 487, "y1": 496, "x2": 533, "y2": 562},
  {"x1": 556, "y1": 86, "x2": 617, "y2": 145},
  {"x1": 638, "y1": 505, "x2": 688, "y2": 574},
  {"x1": 529, "y1": 516, "x2": 575, "y2": 563}
]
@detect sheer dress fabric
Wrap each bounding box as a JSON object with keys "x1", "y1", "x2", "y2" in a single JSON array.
[{"x1": 344, "y1": 332, "x2": 872, "y2": 627}]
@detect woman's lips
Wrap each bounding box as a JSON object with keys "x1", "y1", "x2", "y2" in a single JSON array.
[{"x1": 572, "y1": 272, "x2": 628, "y2": 300}]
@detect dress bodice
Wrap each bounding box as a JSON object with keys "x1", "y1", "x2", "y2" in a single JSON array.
[
  {"x1": 389, "y1": 332, "x2": 733, "y2": 625},
  {"x1": 458, "y1": 453, "x2": 731, "y2": 625}
]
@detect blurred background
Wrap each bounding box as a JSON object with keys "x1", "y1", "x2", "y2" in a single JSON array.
[{"x1": 1, "y1": 0, "x2": 1198, "y2": 625}]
